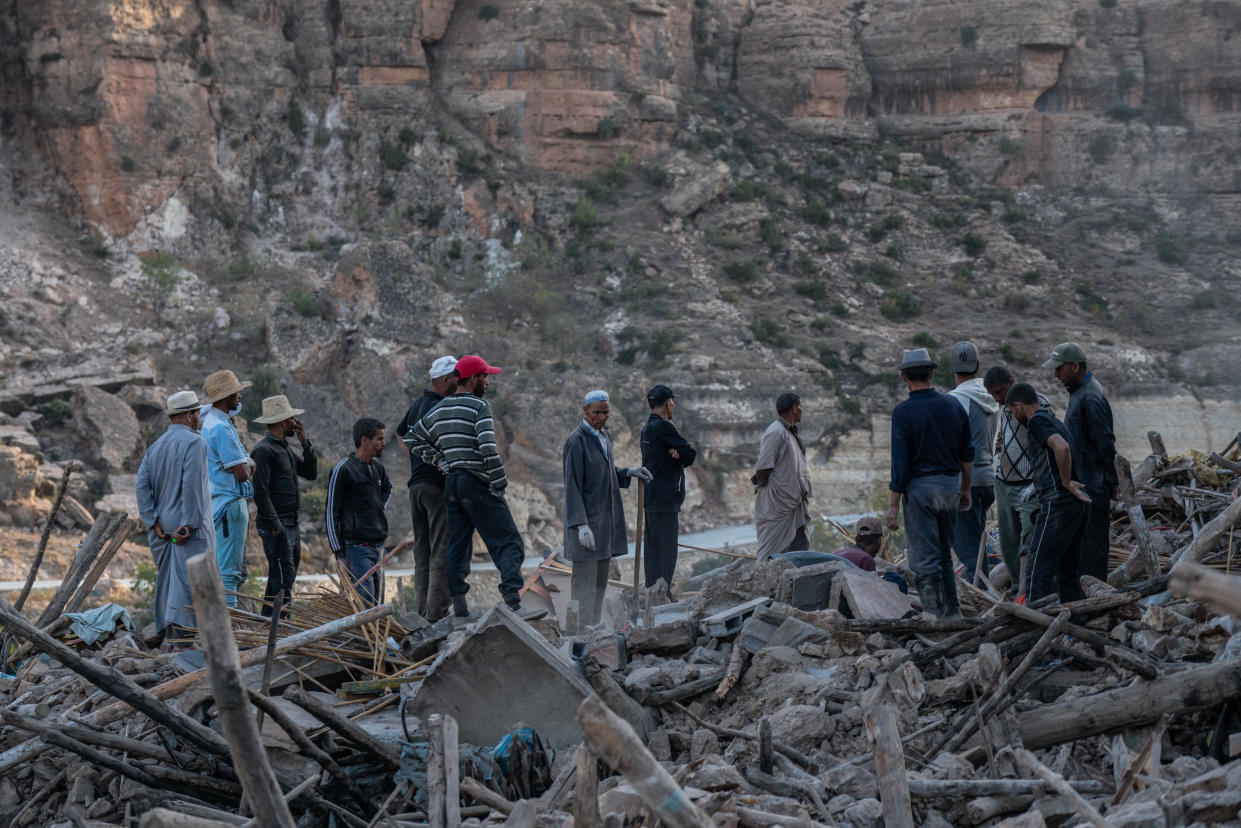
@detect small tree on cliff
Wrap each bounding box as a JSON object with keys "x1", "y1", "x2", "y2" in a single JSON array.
[{"x1": 139, "y1": 251, "x2": 182, "y2": 320}]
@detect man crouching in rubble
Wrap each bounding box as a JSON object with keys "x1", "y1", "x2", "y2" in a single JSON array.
[
  {"x1": 135, "y1": 391, "x2": 214, "y2": 650},
  {"x1": 885, "y1": 348, "x2": 974, "y2": 619}
]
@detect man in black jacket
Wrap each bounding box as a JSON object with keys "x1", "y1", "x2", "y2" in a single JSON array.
[
  {"x1": 640, "y1": 385, "x2": 697, "y2": 590},
  {"x1": 1044, "y1": 342, "x2": 1117, "y2": 581},
  {"x1": 251, "y1": 395, "x2": 318, "y2": 616},
  {"x1": 395, "y1": 356, "x2": 457, "y2": 621},
  {"x1": 326, "y1": 417, "x2": 392, "y2": 606}
]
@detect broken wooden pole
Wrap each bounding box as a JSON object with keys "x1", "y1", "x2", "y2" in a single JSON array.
[
  {"x1": 1170, "y1": 562, "x2": 1241, "y2": 616},
  {"x1": 576, "y1": 693, "x2": 713, "y2": 828},
  {"x1": 283, "y1": 685, "x2": 401, "y2": 769},
  {"x1": 1111, "y1": 713, "x2": 1173, "y2": 806},
  {"x1": 1170, "y1": 493, "x2": 1241, "y2": 567},
  {"x1": 998, "y1": 600, "x2": 1158, "y2": 679},
  {"x1": 0, "y1": 594, "x2": 230, "y2": 757},
  {"x1": 35, "y1": 511, "x2": 127, "y2": 627},
  {"x1": 1008, "y1": 747, "x2": 1107, "y2": 828},
  {"x1": 443, "y1": 715, "x2": 461, "y2": 828},
  {"x1": 907, "y1": 778, "x2": 1107, "y2": 797},
  {"x1": 1019, "y1": 658, "x2": 1241, "y2": 749},
  {"x1": 15, "y1": 461, "x2": 73, "y2": 611},
  {"x1": 643, "y1": 670, "x2": 726, "y2": 706},
  {"x1": 758, "y1": 717, "x2": 774, "y2": 774},
  {"x1": 246, "y1": 689, "x2": 373, "y2": 814},
  {"x1": 459, "y1": 777, "x2": 514, "y2": 815},
  {"x1": 90, "y1": 602, "x2": 393, "y2": 726},
  {"x1": 140, "y1": 809, "x2": 238, "y2": 828},
  {"x1": 863, "y1": 703, "x2": 914, "y2": 828},
  {"x1": 187, "y1": 553, "x2": 295, "y2": 828},
  {"x1": 428, "y1": 714, "x2": 446, "y2": 828},
  {"x1": 574, "y1": 744, "x2": 601, "y2": 828},
  {"x1": 715, "y1": 641, "x2": 747, "y2": 699}
]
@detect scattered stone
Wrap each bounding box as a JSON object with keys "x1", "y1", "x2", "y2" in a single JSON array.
[{"x1": 71, "y1": 385, "x2": 142, "y2": 470}]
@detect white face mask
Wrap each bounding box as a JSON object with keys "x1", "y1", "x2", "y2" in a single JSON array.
[{"x1": 229, "y1": 402, "x2": 243, "y2": 418}]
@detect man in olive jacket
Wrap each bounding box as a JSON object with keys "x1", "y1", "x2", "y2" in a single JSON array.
[{"x1": 562, "y1": 390, "x2": 651, "y2": 626}]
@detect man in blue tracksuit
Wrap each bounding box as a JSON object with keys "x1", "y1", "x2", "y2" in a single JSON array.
[{"x1": 1005, "y1": 383, "x2": 1094, "y2": 602}]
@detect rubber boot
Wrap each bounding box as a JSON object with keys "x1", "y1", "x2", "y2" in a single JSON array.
[
  {"x1": 940, "y1": 570, "x2": 964, "y2": 619},
  {"x1": 915, "y1": 573, "x2": 944, "y2": 618}
]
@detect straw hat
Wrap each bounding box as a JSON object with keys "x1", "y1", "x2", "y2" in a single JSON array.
[
  {"x1": 202, "y1": 369, "x2": 253, "y2": 403},
  {"x1": 253, "y1": 395, "x2": 304, "y2": 425},
  {"x1": 165, "y1": 390, "x2": 204, "y2": 415}
]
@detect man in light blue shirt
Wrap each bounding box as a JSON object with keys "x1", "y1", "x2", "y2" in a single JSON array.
[{"x1": 200, "y1": 369, "x2": 253, "y2": 607}]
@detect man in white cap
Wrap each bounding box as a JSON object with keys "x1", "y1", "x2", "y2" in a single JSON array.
[
  {"x1": 405, "y1": 354, "x2": 546, "y2": 624},
  {"x1": 394, "y1": 356, "x2": 457, "y2": 621},
  {"x1": 250, "y1": 395, "x2": 318, "y2": 617},
  {"x1": 562, "y1": 390, "x2": 652, "y2": 626},
  {"x1": 200, "y1": 369, "x2": 254, "y2": 607},
  {"x1": 135, "y1": 391, "x2": 214, "y2": 649}
]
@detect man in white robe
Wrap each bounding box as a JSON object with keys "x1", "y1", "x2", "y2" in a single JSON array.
[{"x1": 752, "y1": 393, "x2": 812, "y2": 561}]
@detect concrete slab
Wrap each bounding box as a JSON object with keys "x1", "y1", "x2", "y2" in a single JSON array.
[
  {"x1": 776, "y1": 561, "x2": 848, "y2": 611},
  {"x1": 836, "y1": 569, "x2": 914, "y2": 619},
  {"x1": 409, "y1": 604, "x2": 594, "y2": 749}
]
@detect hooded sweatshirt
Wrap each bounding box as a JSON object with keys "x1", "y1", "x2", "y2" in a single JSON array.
[{"x1": 950, "y1": 378, "x2": 999, "y2": 488}]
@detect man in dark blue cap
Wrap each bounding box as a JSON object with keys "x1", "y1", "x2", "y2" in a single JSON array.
[
  {"x1": 640, "y1": 385, "x2": 697, "y2": 591},
  {"x1": 885, "y1": 348, "x2": 974, "y2": 618}
]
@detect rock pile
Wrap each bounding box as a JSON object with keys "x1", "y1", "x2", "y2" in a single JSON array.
[{"x1": 3, "y1": 500, "x2": 1241, "y2": 828}]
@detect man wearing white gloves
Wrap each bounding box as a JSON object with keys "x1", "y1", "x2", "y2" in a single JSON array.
[{"x1": 562, "y1": 390, "x2": 651, "y2": 626}]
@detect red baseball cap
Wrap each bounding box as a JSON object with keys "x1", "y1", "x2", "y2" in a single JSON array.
[{"x1": 455, "y1": 354, "x2": 502, "y2": 379}]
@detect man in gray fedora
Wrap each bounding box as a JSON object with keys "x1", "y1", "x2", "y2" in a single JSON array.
[
  {"x1": 885, "y1": 348, "x2": 975, "y2": 618},
  {"x1": 250, "y1": 395, "x2": 318, "y2": 617},
  {"x1": 135, "y1": 390, "x2": 214, "y2": 649}
]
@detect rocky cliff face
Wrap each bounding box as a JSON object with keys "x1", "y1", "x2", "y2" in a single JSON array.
[{"x1": 2, "y1": 0, "x2": 1240, "y2": 550}]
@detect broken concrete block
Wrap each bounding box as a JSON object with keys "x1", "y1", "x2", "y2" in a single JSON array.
[
  {"x1": 835, "y1": 569, "x2": 914, "y2": 619},
  {"x1": 776, "y1": 561, "x2": 847, "y2": 611},
  {"x1": 842, "y1": 797, "x2": 882, "y2": 827},
  {"x1": 994, "y1": 811, "x2": 1047, "y2": 828},
  {"x1": 768, "y1": 705, "x2": 835, "y2": 752},
  {"x1": 1184, "y1": 789, "x2": 1241, "y2": 823},
  {"x1": 409, "y1": 604, "x2": 594, "y2": 748},
  {"x1": 766, "y1": 617, "x2": 831, "y2": 651},
  {"x1": 689, "y1": 728, "x2": 721, "y2": 762},
  {"x1": 1105, "y1": 799, "x2": 1166, "y2": 828},
  {"x1": 700, "y1": 596, "x2": 772, "y2": 639},
  {"x1": 647, "y1": 728, "x2": 672, "y2": 761},
  {"x1": 626, "y1": 620, "x2": 694, "y2": 655}
]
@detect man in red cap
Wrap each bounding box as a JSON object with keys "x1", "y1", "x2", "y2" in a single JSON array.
[{"x1": 405, "y1": 355, "x2": 546, "y2": 624}]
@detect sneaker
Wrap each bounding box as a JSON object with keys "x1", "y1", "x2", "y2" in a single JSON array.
[{"x1": 506, "y1": 604, "x2": 548, "y2": 622}]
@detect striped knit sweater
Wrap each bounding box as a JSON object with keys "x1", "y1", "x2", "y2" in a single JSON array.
[{"x1": 403, "y1": 393, "x2": 507, "y2": 491}]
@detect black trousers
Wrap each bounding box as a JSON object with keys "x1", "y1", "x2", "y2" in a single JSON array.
[
  {"x1": 258, "y1": 522, "x2": 300, "y2": 617},
  {"x1": 444, "y1": 472, "x2": 525, "y2": 602},
  {"x1": 1027, "y1": 496, "x2": 1088, "y2": 603},
  {"x1": 1078, "y1": 488, "x2": 1111, "y2": 581},
  {"x1": 643, "y1": 511, "x2": 679, "y2": 589}
]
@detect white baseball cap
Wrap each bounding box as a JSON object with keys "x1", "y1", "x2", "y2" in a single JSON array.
[{"x1": 429, "y1": 356, "x2": 458, "y2": 379}]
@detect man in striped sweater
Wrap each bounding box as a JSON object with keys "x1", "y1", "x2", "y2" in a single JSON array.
[{"x1": 404, "y1": 355, "x2": 546, "y2": 624}]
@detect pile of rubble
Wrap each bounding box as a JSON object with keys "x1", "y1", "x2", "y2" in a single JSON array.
[{"x1": 2, "y1": 438, "x2": 1241, "y2": 827}]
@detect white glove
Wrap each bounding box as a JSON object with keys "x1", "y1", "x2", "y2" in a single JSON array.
[
  {"x1": 627, "y1": 467, "x2": 653, "y2": 483},
  {"x1": 1020, "y1": 484, "x2": 1035, "y2": 503},
  {"x1": 577, "y1": 524, "x2": 596, "y2": 550}
]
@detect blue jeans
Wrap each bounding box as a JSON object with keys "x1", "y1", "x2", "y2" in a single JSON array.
[
  {"x1": 214, "y1": 498, "x2": 249, "y2": 608},
  {"x1": 903, "y1": 474, "x2": 961, "y2": 581},
  {"x1": 344, "y1": 541, "x2": 383, "y2": 606},
  {"x1": 955, "y1": 485, "x2": 995, "y2": 581},
  {"x1": 444, "y1": 472, "x2": 525, "y2": 603}
]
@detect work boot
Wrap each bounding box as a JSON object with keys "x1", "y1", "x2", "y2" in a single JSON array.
[
  {"x1": 914, "y1": 573, "x2": 944, "y2": 618},
  {"x1": 940, "y1": 571, "x2": 964, "y2": 619}
]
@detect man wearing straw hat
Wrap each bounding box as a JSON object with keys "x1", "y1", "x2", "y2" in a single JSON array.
[
  {"x1": 200, "y1": 369, "x2": 254, "y2": 607},
  {"x1": 135, "y1": 391, "x2": 214, "y2": 649},
  {"x1": 563, "y1": 389, "x2": 652, "y2": 626},
  {"x1": 250, "y1": 395, "x2": 318, "y2": 617}
]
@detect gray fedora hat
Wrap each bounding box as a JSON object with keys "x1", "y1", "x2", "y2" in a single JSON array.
[{"x1": 898, "y1": 348, "x2": 937, "y2": 371}]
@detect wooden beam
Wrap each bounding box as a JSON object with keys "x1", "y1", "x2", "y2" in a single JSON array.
[
  {"x1": 576, "y1": 693, "x2": 713, "y2": 828},
  {"x1": 187, "y1": 553, "x2": 295, "y2": 828},
  {"x1": 863, "y1": 704, "x2": 914, "y2": 828}
]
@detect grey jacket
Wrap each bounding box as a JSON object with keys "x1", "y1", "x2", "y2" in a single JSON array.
[
  {"x1": 950, "y1": 378, "x2": 998, "y2": 489},
  {"x1": 562, "y1": 423, "x2": 632, "y2": 562}
]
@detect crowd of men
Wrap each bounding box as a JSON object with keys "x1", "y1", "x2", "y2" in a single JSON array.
[{"x1": 133, "y1": 337, "x2": 1114, "y2": 647}]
